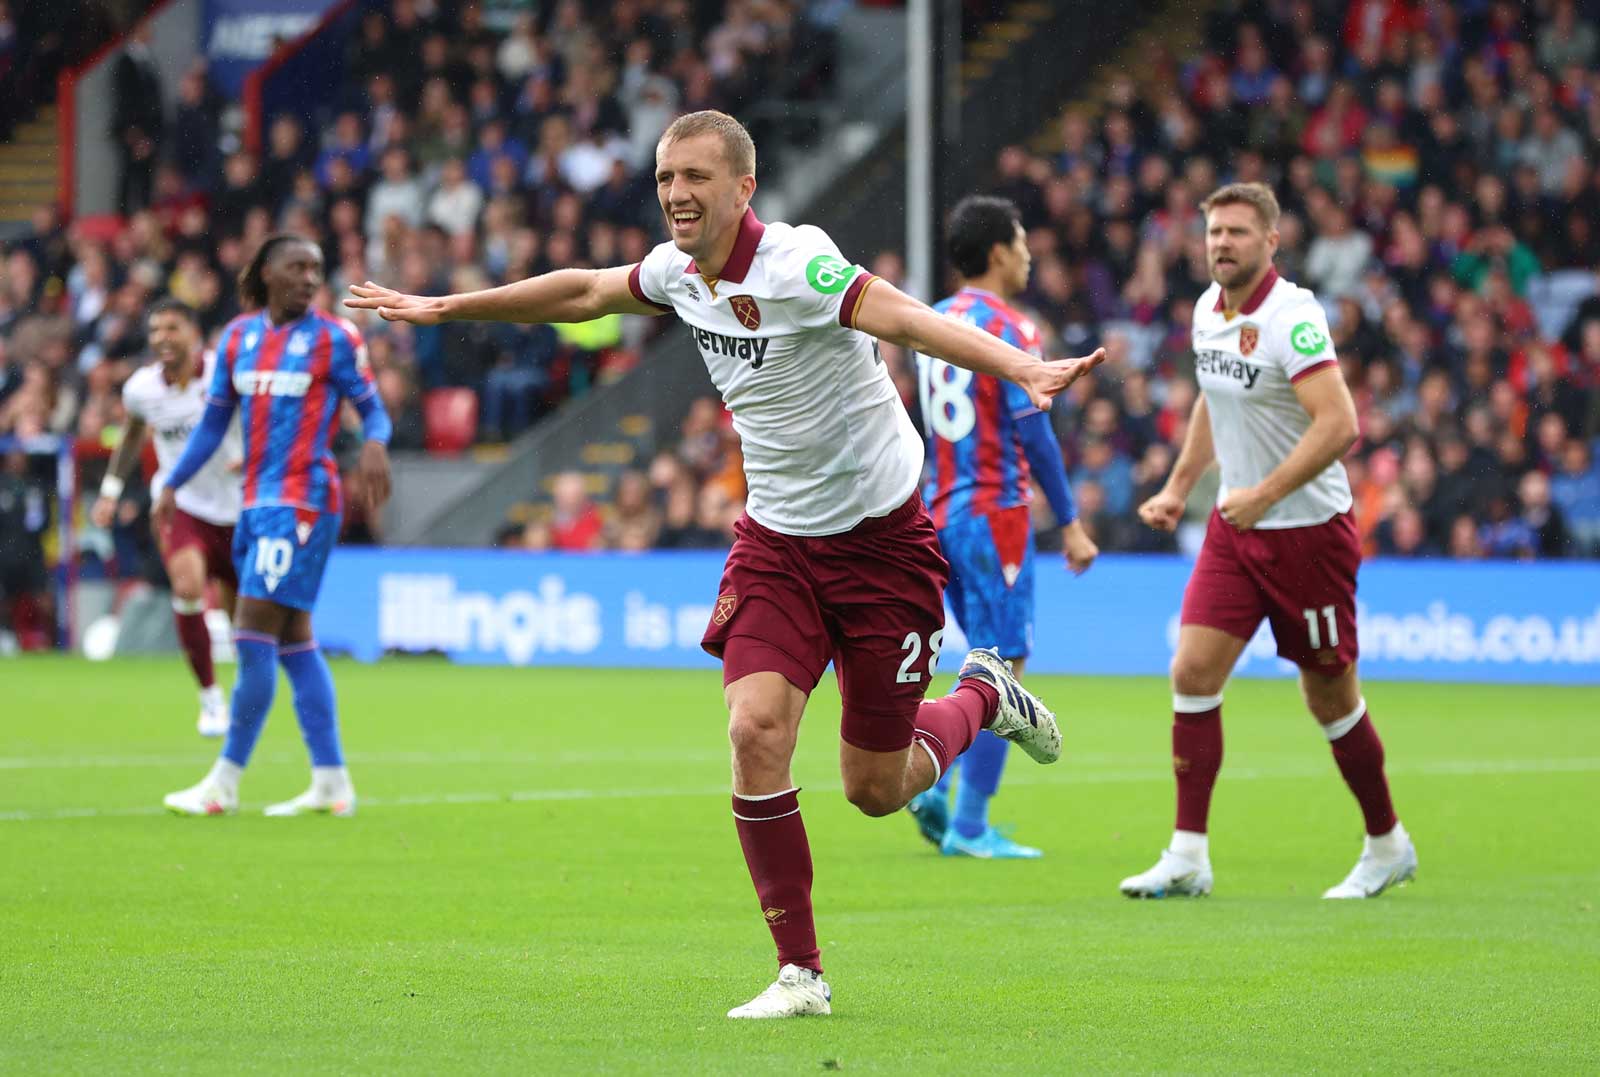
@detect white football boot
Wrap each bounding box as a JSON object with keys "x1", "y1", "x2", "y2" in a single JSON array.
[
  {"x1": 957, "y1": 648, "x2": 1061, "y2": 764},
  {"x1": 163, "y1": 776, "x2": 239, "y2": 816},
  {"x1": 196, "y1": 685, "x2": 229, "y2": 738},
  {"x1": 1120, "y1": 848, "x2": 1214, "y2": 898},
  {"x1": 264, "y1": 768, "x2": 356, "y2": 817},
  {"x1": 1323, "y1": 823, "x2": 1417, "y2": 899},
  {"x1": 727, "y1": 964, "x2": 832, "y2": 1019}
]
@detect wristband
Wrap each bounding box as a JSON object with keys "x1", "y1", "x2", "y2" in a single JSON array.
[{"x1": 99, "y1": 475, "x2": 125, "y2": 500}]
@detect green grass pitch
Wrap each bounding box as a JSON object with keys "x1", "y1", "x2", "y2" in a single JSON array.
[{"x1": 3, "y1": 657, "x2": 1597, "y2": 1074}]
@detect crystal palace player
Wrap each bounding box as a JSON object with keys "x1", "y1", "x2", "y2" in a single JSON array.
[
  {"x1": 348, "y1": 111, "x2": 1104, "y2": 1018},
  {"x1": 1121, "y1": 183, "x2": 1416, "y2": 900},
  {"x1": 93, "y1": 299, "x2": 242, "y2": 736},
  {"x1": 157, "y1": 234, "x2": 392, "y2": 818},
  {"x1": 906, "y1": 195, "x2": 1099, "y2": 859}
]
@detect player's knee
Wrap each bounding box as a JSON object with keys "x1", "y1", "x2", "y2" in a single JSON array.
[
  {"x1": 1170, "y1": 655, "x2": 1226, "y2": 698},
  {"x1": 726, "y1": 704, "x2": 788, "y2": 762},
  {"x1": 842, "y1": 773, "x2": 902, "y2": 817}
]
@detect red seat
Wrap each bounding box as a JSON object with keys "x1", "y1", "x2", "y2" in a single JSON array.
[{"x1": 423, "y1": 388, "x2": 479, "y2": 454}]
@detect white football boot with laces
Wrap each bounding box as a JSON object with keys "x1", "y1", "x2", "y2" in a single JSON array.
[
  {"x1": 163, "y1": 777, "x2": 238, "y2": 816},
  {"x1": 957, "y1": 648, "x2": 1061, "y2": 764},
  {"x1": 196, "y1": 685, "x2": 229, "y2": 738},
  {"x1": 264, "y1": 771, "x2": 356, "y2": 817},
  {"x1": 727, "y1": 964, "x2": 831, "y2": 1019},
  {"x1": 1120, "y1": 848, "x2": 1214, "y2": 898},
  {"x1": 1323, "y1": 823, "x2": 1417, "y2": 899}
]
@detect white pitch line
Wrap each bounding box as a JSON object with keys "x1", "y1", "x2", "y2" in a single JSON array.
[
  {"x1": 0, "y1": 748, "x2": 730, "y2": 771},
  {"x1": 0, "y1": 758, "x2": 1595, "y2": 824}
]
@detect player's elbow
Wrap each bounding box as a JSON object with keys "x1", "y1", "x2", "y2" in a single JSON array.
[{"x1": 1330, "y1": 413, "x2": 1360, "y2": 455}]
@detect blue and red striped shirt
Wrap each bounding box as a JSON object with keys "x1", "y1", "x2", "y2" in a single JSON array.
[
  {"x1": 207, "y1": 309, "x2": 375, "y2": 516},
  {"x1": 917, "y1": 288, "x2": 1044, "y2": 529}
]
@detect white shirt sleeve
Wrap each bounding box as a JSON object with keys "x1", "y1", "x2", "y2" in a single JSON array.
[
  {"x1": 121, "y1": 370, "x2": 147, "y2": 422},
  {"x1": 772, "y1": 225, "x2": 876, "y2": 331},
  {"x1": 1272, "y1": 294, "x2": 1338, "y2": 383},
  {"x1": 627, "y1": 242, "x2": 678, "y2": 311}
]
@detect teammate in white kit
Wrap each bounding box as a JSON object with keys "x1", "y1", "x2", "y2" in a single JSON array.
[
  {"x1": 348, "y1": 110, "x2": 1106, "y2": 1018},
  {"x1": 1120, "y1": 182, "x2": 1416, "y2": 901},
  {"x1": 94, "y1": 299, "x2": 243, "y2": 736}
]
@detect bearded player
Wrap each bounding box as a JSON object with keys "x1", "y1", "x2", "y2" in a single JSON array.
[
  {"x1": 348, "y1": 110, "x2": 1105, "y2": 1018},
  {"x1": 907, "y1": 195, "x2": 1098, "y2": 859},
  {"x1": 157, "y1": 234, "x2": 392, "y2": 818},
  {"x1": 1121, "y1": 182, "x2": 1416, "y2": 901},
  {"x1": 93, "y1": 299, "x2": 242, "y2": 736}
]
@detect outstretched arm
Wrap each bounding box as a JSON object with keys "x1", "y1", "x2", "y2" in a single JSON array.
[
  {"x1": 853, "y1": 279, "x2": 1105, "y2": 410},
  {"x1": 345, "y1": 264, "x2": 666, "y2": 326},
  {"x1": 91, "y1": 414, "x2": 148, "y2": 528}
]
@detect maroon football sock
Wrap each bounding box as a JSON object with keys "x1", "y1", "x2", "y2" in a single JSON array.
[
  {"x1": 173, "y1": 602, "x2": 216, "y2": 689},
  {"x1": 1173, "y1": 700, "x2": 1223, "y2": 833},
  {"x1": 912, "y1": 680, "x2": 998, "y2": 775},
  {"x1": 732, "y1": 789, "x2": 820, "y2": 973},
  {"x1": 1329, "y1": 712, "x2": 1398, "y2": 836}
]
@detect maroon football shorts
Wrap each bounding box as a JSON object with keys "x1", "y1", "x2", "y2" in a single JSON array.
[
  {"x1": 701, "y1": 491, "x2": 951, "y2": 753},
  {"x1": 1180, "y1": 508, "x2": 1360, "y2": 672},
  {"x1": 159, "y1": 507, "x2": 238, "y2": 590}
]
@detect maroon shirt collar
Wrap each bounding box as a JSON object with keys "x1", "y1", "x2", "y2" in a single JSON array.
[
  {"x1": 685, "y1": 207, "x2": 765, "y2": 282},
  {"x1": 1213, "y1": 265, "x2": 1279, "y2": 315}
]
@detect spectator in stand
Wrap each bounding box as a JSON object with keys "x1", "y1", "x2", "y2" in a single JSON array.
[
  {"x1": 1552, "y1": 438, "x2": 1600, "y2": 555},
  {"x1": 110, "y1": 24, "x2": 165, "y2": 213},
  {"x1": 548, "y1": 471, "x2": 604, "y2": 551}
]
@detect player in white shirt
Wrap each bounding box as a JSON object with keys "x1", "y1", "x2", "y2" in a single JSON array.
[
  {"x1": 92, "y1": 299, "x2": 243, "y2": 736},
  {"x1": 1120, "y1": 183, "x2": 1416, "y2": 902},
  {"x1": 348, "y1": 110, "x2": 1106, "y2": 1018}
]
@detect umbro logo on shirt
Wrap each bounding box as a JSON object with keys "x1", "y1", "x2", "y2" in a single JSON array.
[{"x1": 1195, "y1": 349, "x2": 1263, "y2": 390}]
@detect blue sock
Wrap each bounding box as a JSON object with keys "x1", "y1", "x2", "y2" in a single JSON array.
[
  {"x1": 952, "y1": 730, "x2": 1009, "y2": 839},
  {"x1": 222, "y1": 633, "x2": 279, "y2": 767},
  {"x1": 278, "y1": 641, "x2": 343, "y2": 767}
]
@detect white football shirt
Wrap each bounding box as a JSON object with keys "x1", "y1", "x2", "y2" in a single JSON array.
[
  {"x1": 1190, "y1": 267, "x2": 1353, "y2": 528},
  {"x1": 122, "y1": 352, "x2": 244, "y2": 526},
  {"x1": 630, "y1": 209, "x2": 923, "y2": 536}
]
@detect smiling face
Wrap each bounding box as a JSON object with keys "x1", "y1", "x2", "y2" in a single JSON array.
[
  {"x1": 147, "y1": 308, "x2": 199, "y2": 376},
  {"x1": 1205, "y1": 202, "x2": 1278, "y2": 293},
  {"x1": 654, "y1": 132, "x2": 754, "y2": 266}
]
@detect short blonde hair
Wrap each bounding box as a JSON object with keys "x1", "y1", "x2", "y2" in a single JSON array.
[
  {"x1": 658, "y1": 110, "x2": 756, "y2": 177},
  {"x1": 1201, "y1": 182, "x2": 1280, "y2": 230}
]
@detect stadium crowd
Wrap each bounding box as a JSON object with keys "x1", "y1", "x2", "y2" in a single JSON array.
[
  {"x1": 6, "y1": 0, "x2": 1600, "y2": 645},
  {"x1": 0, "y1": 0, "x2": 839, "y2": 639},
  {"x1": 526, "y1": 0, "x2": 1600, "y2": 561}
]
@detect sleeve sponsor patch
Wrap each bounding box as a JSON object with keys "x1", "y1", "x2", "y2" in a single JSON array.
[
  {"x1": 805, "y1": 254, "x2": 859, "y2": 295},
  {"x1": 1290, "y1": 320, "x2": 1329, "y2": 356}
]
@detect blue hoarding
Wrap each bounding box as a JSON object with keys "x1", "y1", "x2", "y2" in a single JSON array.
[
  {"x1": 312, "y1": 550, "x2": 1600, "y2": 685},
  {"x1": 203, "y1": 0, "x2": 339, "y2": 96}
]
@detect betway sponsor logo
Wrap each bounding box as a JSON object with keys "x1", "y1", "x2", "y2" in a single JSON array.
[
  {"x1": 688, "y1": 325, "x2": 769, "y2": 369},
  {"x1": 234, "y1": 370, "x2": 311, "y2": 397},
  {"x1": 379, "y1": 574, "x2": 601, "y2": 663},
  {"x1": 1195, "y1": 349, "x2": 1262, "y2": 390},
  {"x1": 207, "y1": 14, "x2": 321, "y2": 61}
]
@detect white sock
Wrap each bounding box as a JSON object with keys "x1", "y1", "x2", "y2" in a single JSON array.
[
  {"x1": 1366, "y1": 820, "x2": 1407, "y2": 859},
  {"x1": 206, "y1": 758, "x2": 243, "y2": 794},
  {"x1": 312, "y1": 765, "x2": 352, "y2": 794},
  {"x1": 1171, "y1": 829, "x2": 1209, "y2": 862},
  {"x1": 199, "y1": 684, "x2": 225, "y2": 705}
]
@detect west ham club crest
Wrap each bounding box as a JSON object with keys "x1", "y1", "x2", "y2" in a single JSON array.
[
  {"x1": 1238, "y1": 324, "x2": 1259, "y2": 357},
  {"x1": 729, "y1": 295, "x2": 761, "y2": 331}
]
